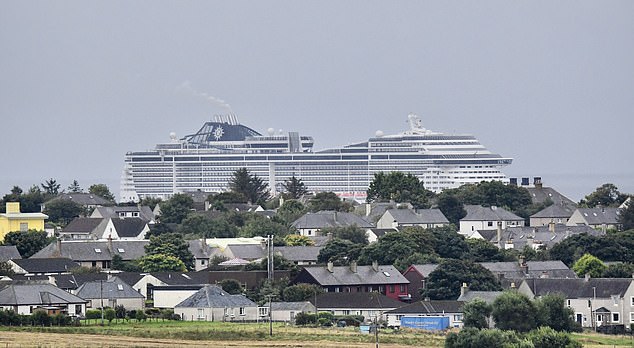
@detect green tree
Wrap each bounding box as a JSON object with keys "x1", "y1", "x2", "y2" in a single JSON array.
[
  {"x1": 104, "y1": 307, "x2": 116, "y2": 324},
  {"x1": 535, "y1": 293, "x2": 576, "y2": 332},
  {"x1": 467, "y1": 238, "x2": 515, "y2": 262},
  {"x1": 491, "y1": 291, "x2": 537, "y2": 332},
  {"x1": 549, "y1": 233, "x2": 621, "y2": 266},
  {"x1": 580, "y1": 183, "x2": 628, "y2": 208},
  {"x1": 44, "y1": 199, "x2": 83, "y2": 225},
  {"x1": 0, "y1": 261, "x2": 14, "y2": 277},
  {"x1": 436, "y1": 191, "x2": 467, "y2": 225},
  {"x1": 462, "y1": 298, "x2": 492, "y2": 329},
  {"x1": 308, "y1": 192, "x2": 347, "y2": 212},
  {"x1": 144, "y1": 233, "x2": 195, "y2": 270},
  {"x1": 239, "y1": 215, "x2": 290, "y2": 238},
  {"x1": 88, "y1": 184, "x2": 115, "y2": 202},
  {"x1": 421, "y1": 259, "x2": 501, "y2": 300},
  {"x1": 219, "y1": 279, "x2": 243, "y2": 294},
  {"x1": 138, "y1": 197, "x2": 162, "y2": 211},
  {"x1": 602, "y1": 262, "x2": 634, "y2": 278},
  {"x1": 138, "y1": 253, "x2": 187, "y2": 272},
  {"x1": 41, "y1": 178, "x2": 61, "y2": 196},
  {"x1": 283, "y1": 234, "x2": 315, "y2": 246},
  {"x1": 527, "y1": 326, "x2": 582, "y2": 348},
  {"x1": 282, "y1": 283, "x2": 322, "y2": 302},
  {"x1": 320, "y1": 225, "x2": 368, "y2": 245},
  {"x1": 111, "y1": 254, "x2": 141, "y2": 272},
  {"x1": 445, "y1": 327, "x2": 525, "y2": 348},
  {"x1": 366, "y1": 171, "x2": 433, "y2": 209},
  {"x1": 207, "y1": 191, "x2": 248, "y2": 211},
  {"x1": 67, "y1": 180, "x2": 82, "y2": 193},
  {"x1": 317, "y1": 239, "x2": 364, "y2": 265},
  {"x1": 426, "y1": 225, "x2": 469, "y2": 259},
  {"x1": 2, "y1": 230, "x2": 53, "y2": 258},
  {"x1": 158, "y1": 193, "x2": 194, "y2": 224},
  {"x1": 277, "y1": 199, "x2": 306, "y2": 225},
  {"x1": 571, "y1": 253, "x2": 606, "y2": 278},
  {"x1": 618, "y1": 199, "x2": 634, "y2": 230},
  {"x1": 456, "y1": 181, "x2": 533, "y2": 213},
  {"x1": 228, "y1": 168, "x2": 270, "y2": 205},
  {"x1": 179, "y1": 214, "x2": 226, "y2": 237},
  {"x1": 281, "y1": 175, "x2": 308, "y2": 199}
]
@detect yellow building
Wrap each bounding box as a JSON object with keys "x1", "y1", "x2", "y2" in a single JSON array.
[{"x1": 0, "y1": 202, "x2": 48, "y2": 241}]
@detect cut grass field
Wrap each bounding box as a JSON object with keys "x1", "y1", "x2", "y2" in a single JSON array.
[{"x1": 0, "y1": 320, "x2": 446, "y2": 347}]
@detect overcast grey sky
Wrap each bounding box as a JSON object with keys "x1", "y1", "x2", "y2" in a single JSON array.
[{"x1": 1, "y1": 1, "x2": 632, "y2": 201}]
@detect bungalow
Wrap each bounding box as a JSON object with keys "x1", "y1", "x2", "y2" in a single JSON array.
[
  {"x1": 293, "y1": 261, "x2": 410, "y2": 301},
  {"x1": 8, "y1": 258, "x2": 79, "y2": 276},
  {"x1": 376, "y1": 208, "x2": 449, "y2": 230},
  {"x1": 459, "y1": 205, "x2": 524, "y2": 237},
  {"x1": 42, "y1": 193, "x2": 112, "y2": 212},
  {"x1": 309, "y1": 292, "x2": 405, "y2": 322},
  {"x1": 174, "y1": 285, "x2": 258, "y2": 321},
  {"x1": 262, "y1": 301, "x2": 316, "y2": 322},
  {"x1": 58, "y1": 217, "x2": 107, "y2": 240},
  {"x1": 292, "y1": 211, "x2": 373, "y2": 237},
  {"x1": 0, "y1": 281, "x2": 87, "y2": 316},
  {"x1": 31, "y1": 239, "x2": 149, "y2": 270},
  {"x1": 518, "y1": 277, "x2": 634, "y2": 328},
  {"x1": 75, "y1": 276, "x2": 145, "y2": 310},
  {"x1": 384, "y1": 300, "x2": 464, "y2": 328},
  {"x1": 490, "y1": 223, "x2": 603, "y2": 251},
  {"x1": 530, "y1": 204, "x2": 576, "y2": 227},
  {"x1": 96, "y1": 218, "x2": 150, "y2": 240}
]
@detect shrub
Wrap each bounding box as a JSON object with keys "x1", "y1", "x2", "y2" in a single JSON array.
[
  {"x1": 333, "y1": 315, "x2": 364, "y2": 326},
  {"x1": 135, "y1": 310, "x2": 147, "y2": 321},
  {"x1": 295, "y1": 312, "x2": 317, "y2": 325},
  {"x1": 85, "y1": 309, "x2": 102, "y2": 320},
  {"x1": 31, "y1": 310, "x2": 51, "y2": 326},
  {"x1": 527, "y1": 326, "x2": 581, "y2": 348},
  {"x1": 115, "y1": 305, "x2": 126, "y2": 319},
  {"x1": 51, "y1": 313, "x2": 72, "y2": 326},
  {"x1": 104, "y1": 308, "x2": 116, "y2": 323}
]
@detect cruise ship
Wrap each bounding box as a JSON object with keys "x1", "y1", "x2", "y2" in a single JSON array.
[{"x1": 120, "y1": 114, "x2": 512, "y2": 202}]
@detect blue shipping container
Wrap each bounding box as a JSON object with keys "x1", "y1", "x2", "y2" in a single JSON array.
[{"x1": 400, "y1": 316, "x2": 450, "y2": 331}]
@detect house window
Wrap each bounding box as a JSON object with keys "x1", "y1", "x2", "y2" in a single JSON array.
[
  {"x1": 75, "y1": 305, "x2": 82, "y2": 314},
  {"x1": 396, "y1": 315, "x2": 403, "y2": 320},
  {"x1": 239, "y1": 307, "x2": 245, "y2": 316},
  {"x1": 342, "y1": 310, "x2": 350, "y2": 315},
  {"x1": 389, "y1": 285, "x2": 395, "y2": 293},
  {"x1": 197, "y1": 308, "x2": 205, "y2": 319},
  {"x1": 454, "y1": 314, "x2": 463, "y2": 322},
  {"x1": 400, "y1": 285, "x2": 406, "y2": 293},
  {"x1": 487, "y1": 221, "x2": 493, "y2": 227},
  {"x1": 631, "y1": 297, "x2": 634, "y2": 306},
  {"x1": 630, "y1": 312, "x2": 634, "y2": 323},
  {"x1": 612, "y1": 313, "x2": 620, "y2": 323},
  {"x1": 612, "y1": 295, "x2": 619, "y2": 306},
  {"x1": 258, "y1": 307, "x2": 268, "y2": 317},
  {"x1": 20, "y1": 223, "x2": 28, "y2": 232}
]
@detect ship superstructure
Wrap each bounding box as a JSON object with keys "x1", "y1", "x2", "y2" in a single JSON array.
[{"x1": 120, "y1": 114, "x2": 512, "y2": 202}]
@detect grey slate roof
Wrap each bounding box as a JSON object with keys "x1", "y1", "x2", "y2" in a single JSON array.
[
  {"x1": 292, "y1": 211, "x2": 373, "y2": 229},
  {"x1": 0, "y1": 246, "x2": 21, "y2": 262},
  {"x1": 525, "y1": 186, "x2": 577, "y2": 207},
  {"x1": 47, "y1": 193, "x2": 112, "y2": 206},
  {"x1": 274, "y1": 246, "x2": 322, "y2": 262},
  {"x1": 11, "y1": 258, "x2": 79, "y2": 274},
  {"x1": 61, "y1": 218, "x2": 105, "y2": 234},
  {"x1": 188, "y1": 239, "x2": 216, "y2": 259},
  {"x1": 51, "y1": 273, "x2": 109, "y2": 290},
  {"x1": 309, "y1": 292, "x2": 405, "y2": 309},
  {"x1": 75, "y1": 276, "x2": 145, "y2": 300},
  {"x1": 175, "y1": 284, "x2": 256, "y2": 308},
  {"x1": 31, "y1": 240, "x2": 149, "y2": 262},
  {"x1": 224, "y1": 244, "x2": 266, "y2": 261},
  {"x1": 150, "y1": 272, "x2": 209, "y2": 285},
  {"x1": 573, "y1": 208, "x2": 620, "y2": 225},
  {"x1": 92, "y1": 206, "x2": 154, "y2": 222},
  {"x1": 522, "y1": 278, "x2": 634, "y2": 298},
  {"x1": 368, "y1": 228, "x2": 397, "y2": 239},
  {"x1": 0, "y1": 281, "x2": 87, "y2": 305},
  {"x1": 530, "y1": 204, "x2": 576, "y2": 219},
  {"x1": 462, "y1": 205, "x2": 524, "y2": 221},
  {"x1": 490, "y1": 224, "x2": 603, "y2": 250},
  {"x1": 110, "y1": 217, "x2": 148, "y2": 238},
  {"x1": 408, "y1": 264, "x2": 439, "y2": 278},
  {"x1": 478, "y1": 261, "x2": 576, "y2": 279},
  {"x1": 300, "y1": 265, "x2": 409, "y2": 286},
  {"x1": 386, "y1": 209, "x2": 449, "y2": 225},
  {"x1": 384, "y1": 300, "x2": 464, "y2": 314},
  {"x1": 268, "y1": 301, "x2": 315, "y2": 312}
]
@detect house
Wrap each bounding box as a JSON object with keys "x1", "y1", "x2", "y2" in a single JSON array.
[
  {"x1": 309, "y1": 292, "x2": 405, "y2": 322},
  {"x1": 42, "y1": 193, "x2": 112, "y2": 211},
  {"x1": 0, "y1": 245, "x2": 21, "y2": 262},
  {"x1": 0, "y1": 281, "x2": 87, "y2": 316},
  {"x1": 518, "y1": 277, "x2": 634, "y2": 328},
  {"x1": 274, "y1": 246, "x2": 322, "y2": 265},
  {"x1": 366, "y1": 228, "x2": 397, "y2": 243},
  {"x1": 402, "y1": 264, "x2": 440, "y2": 301},
  {"x1": 95, "y1": 217, "x2": 150, "y2": 240},
  {"x1": 357, "y1": 202, "x2": 412, "y2": 223},
  {"x1": 91, "y1": 206, "x2": 155, "y2": 223},
  {"x1": 459, "y1": 205, "x2": 525, "y2": 236},
  {"x1": 530, "y1": 204, "x2": 577, "y2": 227},
  {"x1": 8, "y1": 258, "x2": 79, "y2": 275},
  {"x1": 58, "y1": 217, "x2": 107, "y2": 240},
  {"x1": 384, "y1": 300, "x2": 465, "y2": 328},
  {"x1": 523, "y1": 177, "x2": 577, "y2": 207},
  {"x1": 188, "y1": 239, "x2": 217, "y2": 271},
  {"x1": 48, "y1": 273, "x2": 109, "y2": 294},
  {"x1": 195, "y1": 269, "x2": 291, "y2": 293},
  {"x1": 376, "y1": 208, "x2": 449, "y2": 230},
  {"x1": 31, "y1": 239, "x2": 149, "y2": 270},
  {"x1": 141, "y1": 272, "x2": 209, "y2": 307},
  {"x1": 0, "y1": 202, "x2": 48, "y2": 241},
  {"x1": 264, "y1": 301, "x2": 316, "y2": 322},
  {"x1": 567, "y1": 207, "x2": 620, "y2": 231},
  {"x1": 174, "y1": 284, "x2": 258, "y2": 321},
  {"x1": 292, "y1": 261, "x2": 410, "y2": 301},
  {"x1": 490, "y1": 223, "x2": 603, "y2": 251},
  {"x1": 292, "y1": 211, "x2": 373, "y2": 237},
  {"x1": 75, "y1": 276, "x2": 145, "y2": 310},
  {"x1": 152, "y1": 285, "x2": 206, "y2": 309}
]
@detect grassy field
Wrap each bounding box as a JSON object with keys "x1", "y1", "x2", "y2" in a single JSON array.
[{"x1": 0, "y1": 320, "x2": 446, "y2": 347}]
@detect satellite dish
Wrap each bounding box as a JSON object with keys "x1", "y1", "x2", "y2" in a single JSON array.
[
  {"x1": 169, "y1": 132, "x2": 177, "y2": 140},
  {"x1": 375, "y1": 130, "x2": 384, "y2": 137},
  {"x1": 267, "y1": 128, "x2": 275, "y2": 136}
]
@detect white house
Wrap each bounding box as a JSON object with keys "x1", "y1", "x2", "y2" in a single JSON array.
[
  {"x1": 174, "y1": 285, "x2": 258, "y2": 322},
  {"x1": 0, "y1": 282, "x2": 87, "y2": 316},
  {"x1": 459, "y1": 205, "x2": 525, "y2": 236}
]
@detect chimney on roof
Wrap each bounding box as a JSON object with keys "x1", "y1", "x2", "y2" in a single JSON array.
[
  {"x1": 350, "y1": 261, "x2": 357, "y2": 273},
  {"x1": 327, "y1": 262, "x2": 334, "y2": 273},
  {"x1": 497, "y1": 221, "x2": 503, "y2": 248},
  {"x1": 372, "y1": 260, "x2": 379, "y2": 272},
  {"x1": 510, "y1": 282, "x2": 516, "y2": 289},
  {"x1": 548, "y1": 220, "x2": 556, "y2": 233},
  {"x1": 326, "y1": 232, "x2": 333, "y2": 241},
  {"x1": 56, "y1": 238, "x2": 62, "y2": 257},
  {"x1": 534, "y1": 177, "x2": 542, "y2": 189},
  {"x1": 584, "y1": 273, "x2": 591, "y2": 282},
  {"x1": 107, "y1": 235, "x2": 113, "y2": 253},
  {"x1": 365, "y1": 203, "x2": 371, "y2": 217},
  {"x1": 519, "y1": 256, "x2": 528, "y2": 275},
  {"x1": 333, "y1": 211, "x2": 338, "y2": 224},
  {"x1": 460, "y1": 283, "x2": 468, "y2": 297},
  {"x1": 540, "y1": 271, "x2": 549, "y2": 279}
]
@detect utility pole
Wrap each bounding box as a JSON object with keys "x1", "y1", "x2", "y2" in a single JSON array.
[{"x1": 100, "y1": 280, "x2": 104, "y2": 325}]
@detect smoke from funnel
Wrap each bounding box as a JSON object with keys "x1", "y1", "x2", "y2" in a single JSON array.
[{"x1": 177, "y1": 80, "x2": 233, "y2": 113}]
